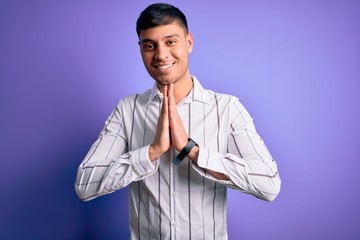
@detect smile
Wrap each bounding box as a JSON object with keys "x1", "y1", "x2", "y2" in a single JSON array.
[{"x1": 155, "y1": 62, "x2": 175, "y2": 70}]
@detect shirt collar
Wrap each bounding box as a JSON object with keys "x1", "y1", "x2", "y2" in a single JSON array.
[
  {"x1": 145, "y1": 76, "x2": 211, "y2": 105},
  {"x1": 191, "y1": 76, "x2": 211, "y2": 104},
  {"x1": 146, "y1": 83, "x2": 162, "y2": 105}
]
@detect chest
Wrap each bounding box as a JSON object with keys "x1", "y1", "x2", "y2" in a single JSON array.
[{"x1": 124, "y1": 101, "x2": 231, "y2": 153}]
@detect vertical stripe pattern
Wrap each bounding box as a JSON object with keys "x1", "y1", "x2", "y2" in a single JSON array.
[{"x1": 75, "y1": 76, "x2": 281, "y2": 240}]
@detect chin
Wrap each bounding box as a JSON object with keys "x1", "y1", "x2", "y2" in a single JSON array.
[
  {"x1": 155, "y1": 80, "x2": 172, "y2": 87},
  {"x1": 154, "y1": 76, "x2": 176, "y2": 86}
]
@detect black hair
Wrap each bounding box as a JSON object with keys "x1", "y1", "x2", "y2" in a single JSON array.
[{"x1": 136, "y1": 3, "x2": 188, "y2": 36}]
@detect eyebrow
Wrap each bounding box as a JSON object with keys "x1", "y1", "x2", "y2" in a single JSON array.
[{"x1": 140, "y1": 34, "x2": 181, "y2": 44}]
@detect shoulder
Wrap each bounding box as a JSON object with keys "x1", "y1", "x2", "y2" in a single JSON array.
[
  {"x1": 193, "y1": 76, "x2": 248, "y2": 114},
  {"x1": 193, "y1": 76, "x2": 240, "y2": 105},
  {"x1": 204, "y1": 88, "x2": 240, "y2": 107},
  {"x1": 116, "y1": 89, "x2": 152, "y2": 109}
]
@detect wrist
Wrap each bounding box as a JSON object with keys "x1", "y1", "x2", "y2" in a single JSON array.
[
  {"x1": 173, "y1": 138, "x2": 198, "y2": 165},
  {"x1": 187, "y1": 145, "x2": 199, "y2": 163},
  {"x1": 149, "y1": 144, "x2": 164, "y2": 161}
]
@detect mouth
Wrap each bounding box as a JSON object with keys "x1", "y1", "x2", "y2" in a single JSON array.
[{"x1": 155, "y1": 62, "x2": 175, "y2": 70}]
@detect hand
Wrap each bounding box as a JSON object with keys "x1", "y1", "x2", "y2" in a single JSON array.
[
  {"x1": 167, "y1": 83, "x2": 189, "y2": 152},
  {"x1": 149, "y1": 84, "x2": 199, "y2": 163},
  {"x1": 149, "y1": 85, "x2": 171, "y2": 161}
]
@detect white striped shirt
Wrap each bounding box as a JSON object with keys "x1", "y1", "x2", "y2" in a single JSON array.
[{"x1": 75, "y1": 76, "x2": 281, "y2": 240}]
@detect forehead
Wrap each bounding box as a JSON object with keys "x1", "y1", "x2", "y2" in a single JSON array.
[{"x1": 139, "y1": 21, "x2": 187, "y2": 42}]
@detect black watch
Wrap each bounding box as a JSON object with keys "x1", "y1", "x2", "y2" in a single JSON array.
[{"x1": 173, "y1": 138, "x2": 198, "y2": 166}]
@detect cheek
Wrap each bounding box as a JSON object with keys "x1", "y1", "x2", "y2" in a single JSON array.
[
  {"x1": 141, "y1": 54, "x2": 152, "y2": 66},
  {"x1": 173, "y1": 46, "x2": 188, "y2": 60}
]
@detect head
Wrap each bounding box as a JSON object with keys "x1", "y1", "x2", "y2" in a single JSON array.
[
  {"x1": 136, "y1": 3, "x2": 188, "y2": 37},
  {"x1": 136, "y1": 3, "x2": 193, "y2": 88}
]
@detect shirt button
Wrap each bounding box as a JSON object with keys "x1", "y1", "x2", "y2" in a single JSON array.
[
  {"x1": 172, "y1": 192, "x2": 176, "y2": 197},
  {"x1": 171, "y1": 222, "x2": 176, "y2": 227}
]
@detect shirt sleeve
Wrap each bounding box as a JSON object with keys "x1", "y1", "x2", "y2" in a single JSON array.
[
  {"x1": 74, "y1": 102, "x2": 159, "y2": 201},
  {"x1": 192, "y1": 97, "x2": 281, "y2": 202}
]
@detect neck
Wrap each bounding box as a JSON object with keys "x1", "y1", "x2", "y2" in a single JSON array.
[{"x1": 173, "y1": 75, "x2": 193, "y2": 104}]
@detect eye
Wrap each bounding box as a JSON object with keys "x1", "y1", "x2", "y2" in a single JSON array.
[
  {"x1": 167, "y1": 39, "x2": 177, "y2": 45},
  {"x1": 143, "y1": 43, "x2": 155, "y2": 51}
]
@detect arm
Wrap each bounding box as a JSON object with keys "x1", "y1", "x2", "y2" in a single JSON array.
[
  {"x1": 74, "y1": 101, "x2": 158, "y2": 201},
  {"x1": 164, "y1": 84, "x2": 280, "y2": 201},
  {"x1": 192, "y1": 98, "x2": 281, "y2": 202}
]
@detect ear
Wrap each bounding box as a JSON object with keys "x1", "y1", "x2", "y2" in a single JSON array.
[{"x1": 186, "y1": 32, "x2": 194, "y2": 54}]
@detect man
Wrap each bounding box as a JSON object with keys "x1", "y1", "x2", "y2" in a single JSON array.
[{"x1": 75, "y1": 3, "x2": 281, "y2": 239}]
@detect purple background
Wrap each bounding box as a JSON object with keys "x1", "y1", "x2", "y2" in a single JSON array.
[{"x1": 1, "y1": 0, "x2": 359, "y2": 239}]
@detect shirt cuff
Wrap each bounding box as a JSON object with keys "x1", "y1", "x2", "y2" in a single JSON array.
[
  {"x1": 196, "y1": 146, "x2": 220, "y2": 172},
  {"x1": 130, "y1": 145, "x2": 158, "y2": 176},
  {"x1": 194, "y1": 147, "x2": 233, "y2": 185}
]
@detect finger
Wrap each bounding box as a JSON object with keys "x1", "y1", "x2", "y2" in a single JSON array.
[
  {"x1": 168, "y1": 83, "x2": 173, "y2": 96},
  {"x1": 162, "y1": 85, "x2": 168, "y2": 115},
  {"x1": 163, "y1": 85, "x2": 168, "y2": 98},
  {"x1": 168, "y1": 85, "x2": 177, "y2": 120},
  {"x1": 167, "y1": 83, "x2": 177, "y2": 123},
  {"x1": 168, "y1": 83, "x2": 175, "y2": 107}
]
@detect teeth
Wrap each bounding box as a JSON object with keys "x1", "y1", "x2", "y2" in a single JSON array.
[{"x1": 157, "y1": 63, "x2": 173, "y2": 70}]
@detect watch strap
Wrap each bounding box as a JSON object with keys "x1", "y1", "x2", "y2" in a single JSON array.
[{"x1": 173, "y1": 138, "x2": 198, "y2": 166}]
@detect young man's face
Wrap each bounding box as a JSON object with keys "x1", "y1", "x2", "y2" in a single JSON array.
[{"x1": 138, "y1": 21, "x2": 193, "y2": 87}]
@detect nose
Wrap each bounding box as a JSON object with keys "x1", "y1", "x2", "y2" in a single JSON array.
[{"x1": 154, "y1": 44, "x2": 169, "y2": 61}]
